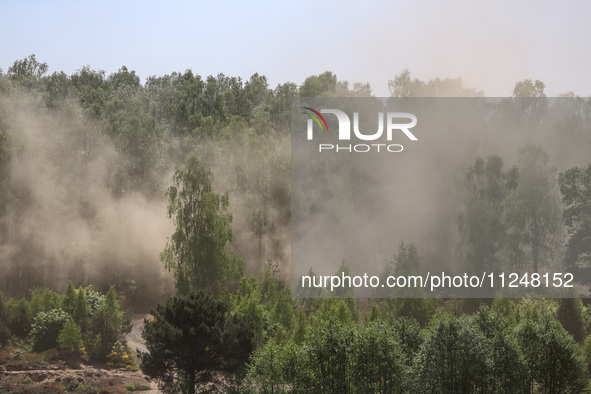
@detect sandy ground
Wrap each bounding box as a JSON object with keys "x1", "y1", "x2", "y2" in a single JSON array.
[
  {"x1": 125, "y1": 314, "x2": 152, "y2": 356},
  {"x1": 124, "y1": 313, "x2": 159, "y2": 393}
]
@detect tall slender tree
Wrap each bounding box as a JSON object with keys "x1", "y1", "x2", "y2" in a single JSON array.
[{"x1": 160, "y1": 153, "x2": 243, "y2": 295}]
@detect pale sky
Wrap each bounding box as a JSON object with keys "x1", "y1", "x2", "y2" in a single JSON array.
[{"x1": 2, "y1": 0, "x2": 590, "y2": 96}]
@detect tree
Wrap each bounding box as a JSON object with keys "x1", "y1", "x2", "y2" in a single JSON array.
[
  {"x1": 517, "y1": 315, "x2": 587, "y2": 393},
  {"x1": 101, "y1": 80, "x2": 167, "y2": 198},
  {"x1": 511, "y1": 145, "x2": 563, "y2": 273},
  {"x1": 379, "y1": 241, "x2": 435, "y2": 324},
  {"x1": 30, "y1": 287, "x2": 61, "y2": 316},
  {"x1": 72, "y1": 287, "x2": 90, "y2": 332},
  {"x1": 557, "y1": 297, "x2": 586, "y2": 343},
  {"x1": 306, "y1": 316, "x2": 355, "y2": 393},
  {"x1": 414, "y1": 312, "x2": 527, "y2": 393},
  {"x1": 5, "y1": 298, "x2": 32, "y2": 337},
  {"x1": 7, "y1": 54, "x2": 48, "y2": 88},
  {"x1": 160, "y1": 153, "x2": 243, "y2": 295},
  {"x1": 512, "y1": 79, "x2": 547, "y2": 123},
  {"x1": 513, "y1": 79, "x2": 546, "y2": 98},
  {"x1": 62, "y1": 281, "x2": 77, "y2": 316},
  {"x1": 57, "y1": 318, "x2": 83, "y2": 354},
  {"x1": 30, "y1": 309, "x2": 69, "y2": 352},
  {"x1": 108, "y1": 66, "x2": 140, "y2": 91},
  {"x1": 43, "y1": 71, "x2": 70, "y2": 108},
  {"x1": 413, "y1": 314, "x2": 491, "y2": 393},
  {"x1": 0, "y1": 292, "x2": 11, "y2": 344},
  {"x1": 388, "y1": 69, "x2": 483, "y2": 97},
  {"x1": 353, "y1": 321, "x2": 405, "y2": 393},
  {"x1": 90, "y1": 286, "x2": 122, "y2": 359},
  {"x1": 559, "y1": 164, "x2": 591, "y2": 273},
  {"x1": 458, "y1": 155, "x2": 519, "y2": 273},
  {"x1": 140, "y1": 292, "x2": 254, "y2": 394},
  {"x1": 299, "y1": 71, "x2": 338, "y2": 97}
]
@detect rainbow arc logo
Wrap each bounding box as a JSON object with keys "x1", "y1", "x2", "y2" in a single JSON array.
[{"x1": 302, "y1": 107, "x2": 328, "y2": 131}]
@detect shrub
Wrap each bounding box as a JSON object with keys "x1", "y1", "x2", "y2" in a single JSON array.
[
  {"x1": 30, "y1": 309, "x2": 69, "y2": 352},
  {"x1": 57, "y1": 318, "x2": 83, "y2": 354},
  {"x1": 0, "y1": 292, "x2": 12, "y2": 344},
  {"x1": 5, "y1": 298, "x2": 32, "y2": 337}
]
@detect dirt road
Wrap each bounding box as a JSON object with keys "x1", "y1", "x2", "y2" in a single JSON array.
[{"x1": 125, "y1": 314, "x2": 152, "y2": 356}]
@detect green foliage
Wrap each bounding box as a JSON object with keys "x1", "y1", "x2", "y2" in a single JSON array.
[
  {"x1": 0, "y1": 128, "x2": 11, "y2": 223},
  {"x1": 583, "y1": 334, "x2": 591, "y2": 373},
  {"x1": 0, "y1": 292, "x2": 12, "y2": 344},
  {"x1": 352, "y1": 321, "x2": 405, "y2": 393},
  {"x1": 414, "y1": 314, "x2": 490, "y2": 392},
  {"x1": 140, "y1": 292, "x2": 254, "y2": 394},
  {"x1": 72, "y1": 287, "x2": 90, "y2": 332},
  {"x1": 230, "y1": 277, "x2": 268, "y2": 347},
  {"x1": 30, "y1": 308, "x2": 69, "y2": 352},
  {"x1": 108, "y1": 66, "x2": 140, "y2": 91},
  {"x1": 5, "y1": 297, "x2": 32, "y2": 337},
  {"x1": 246, "y1": 339, "x2": 285, "y2": 393},
  {"x1": 81, "y1": 286, "x2": 105, "y2": 315},
  {"x1": 43, "y1": 71, "x2": 71, "y2": 108},
  {"x1": 390, "y1": 316, "x2": 424, "y2": 364},
  {"x1": 7, "y1": 54, "x2": 48, "y2": 88},
  {"x1": 3, "y1": 56, "x2": 591, "y2": 392},
  {"x1": 513, "y1": 79, "x2": 546, "y2": 98},
  {"x1": 307, "y1": 317, "x2": 355, "y2": 393},
  {"x1": 491, "y1": 297, "x2": 517, "y2": 325},
  {"x1": 559, "y1": 164, "x2": 591, "y2": 271},
  {"x1": 516, "y1": 298, "x2": 558, "y2": 322},
  {"x1": 510, "y1": 145, "x2": 563, "y2": 272},
  {"x1": 377, "y1": 242, "x2": 436, "y2": 324},
  {"x1": 89, "y1": 333, "x2": 103, "y2": 360},
  {"x1": 388, "y1": 68, "x2": 483, "y2": 97},
  {"x1": 314, "y1": 298, "x2": 355, "y2": 326},
  {"x1": 458, "y1": 155, "x2": 519, "y2": 273},
  {"x1": 472, "y1": 307, "x2": 528, "y2": 392},
  {"x1": 62, "y1": 281, "x2": 77, "y2": 316},
  {"x1": 269, "y1": 289, "x2": 295, "y2": 338},
  {"x1": 161, "y1": 153, "x2": 243, "y2": 295},
  {"x1": 557, "y1": 297, "x2": 586, "y2": 343},
  {"x1": 516, "y1": 314, "x2": 588, "y2": 393},
  {"x1": 229, "y1": 265, "x2": 295, "y2": 345},
  {"x1": 30, "y1": 287, "x2": 61, "y2": 316},
  {"x1": 90, "y1": 286, "x2": 122, "y2": 359},
  {"x1": 57, "y1": 318, "x2": 83, "y2": 354},
  {"x1": 70, "y1": 66, "x2": 110, "y2": 118},
  {"x1": 299, "y1": 71, "x2": 338, "y2": 97},
  {"x1": 104, "y1": 86, "x2": 167, "y2": 198},
  {"x1": 414, "y1": 310, "x2": 528, "y2": 393},
  {"x1": 106, "y1": 340, "x2": 134, "y2": 369}
]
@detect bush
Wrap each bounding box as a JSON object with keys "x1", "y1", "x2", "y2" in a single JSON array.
[
  {"x1": 5, "y1": 298, "x2": 32, "y2": 337},
  {"x1": 0, "y1": 292, "x2": 12, "y2": 344},
  {"x1": 107, "y1": 340, "x2": 135, "y2": 370},
  {"x1": 57, "y1": 318, "x2": 83, "y2": 354},
  {"x1": 30, "y1": 309, "x2": 69, "y2": 352}
]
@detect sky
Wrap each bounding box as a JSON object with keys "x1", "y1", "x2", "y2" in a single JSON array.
[{"x1": 1, "y1": 0, "x2": 590, "y2": 97}]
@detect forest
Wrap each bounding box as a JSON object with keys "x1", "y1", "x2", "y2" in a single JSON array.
[{"x1": 0, "y1": 55, "x2": 591, "y2": 393}]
